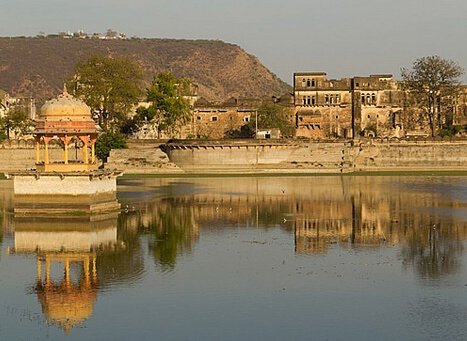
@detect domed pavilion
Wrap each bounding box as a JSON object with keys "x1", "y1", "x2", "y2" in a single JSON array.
[
  {"x1": 34, "y1": 87, "x2": 98, "y2": 172},
  {"x1": 8, "y1": 88, "x2": 122, "y2": 209}
]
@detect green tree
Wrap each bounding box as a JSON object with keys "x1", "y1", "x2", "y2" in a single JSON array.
[
  {"x1": 401, "y1": 56, "x2": 464, "y2": 136},
  {"x1": 68, "y1": 54, "x2": 144, "y2": 131},
  {"x1": 247, "y1": 102, "x2": 294, "y2": 137},
  {"x1": 95, "y1": 130, "x2": 128, "y2": 162},
  {"x1": 0, "y1": 107, "x2": 33, "y2": 139},
  {"x1": 139, "y1": 72, "x2": 193, "y2": 137}
]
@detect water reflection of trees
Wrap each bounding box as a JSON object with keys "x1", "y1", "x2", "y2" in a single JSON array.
[
  {"x1": 121, "y1": 199, "x2": 199, "y2": 271},
  {"x1": 401, "y1": 223, "x2": 464, "y2": 279},
  {"x1": 116, "y1": 176, "x2": 467, "y2": 280},
  {"x1": 147, "y1": 201, "x2": 198, "y2": 271},
  {"x1": 95, "y1": 214, "x2": 145, "y2": 286}
]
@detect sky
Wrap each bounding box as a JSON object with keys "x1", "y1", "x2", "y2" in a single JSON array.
[{"x1": 1, "y1": 0, "x2": 467, "y2": 84}]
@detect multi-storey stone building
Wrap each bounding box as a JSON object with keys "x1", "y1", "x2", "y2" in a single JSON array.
[
  {"x1": 191, "y1": 95, "x2": 294, "y2": 139},
  {"x1": 134, "y1": 94, "x2": 294, "y2": 140},
  {"x1": 294, "y1": 73, "x2": 406, "y2": 139},
  {"x1": 0, "y1": 89, "x2": 36, "y2": 119}
]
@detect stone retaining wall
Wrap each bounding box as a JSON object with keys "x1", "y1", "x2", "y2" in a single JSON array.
[
  {"x1": 1, "y1": 138, "x2": 467, "y2": 174},
  {"x1": 162, "y1": 139, "x2": 467, "y2": 173}
]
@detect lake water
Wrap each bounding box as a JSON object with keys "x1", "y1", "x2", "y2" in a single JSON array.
[{"x1": 1, "y1": 176, "x2": 467, "y2": 340}]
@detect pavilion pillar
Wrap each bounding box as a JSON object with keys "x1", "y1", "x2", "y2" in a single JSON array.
[
  {"x1": 37, "y1": 258, "x2": 42, "y2": 282},
  {"x1": 45, "y1": 256, "x2": 51, "y2": 286},
  {"x1": 92, "y1": 256, "x2": 97, "y2": 283},
  {"x1": 83, "y1": 256, "x2": 90, "y2": 287},
  {"x1": 43, "y1": 137, "x2": 51, "y2": 165},
  {"x1": 63, "y1": 135, "x2": 70, "y2": 164},
  {"x1": 35, "y1": 137, "x2": 41, "y2": 164},
  {"x1": 82, "y1": 136, "x2": 89, "y2": 164},
  {"x1": 91, "y1": 138, "x2": 96, "y2": 164},
  {"x1": 64, "y1": 259, "x2": 71, "y2": 288}
]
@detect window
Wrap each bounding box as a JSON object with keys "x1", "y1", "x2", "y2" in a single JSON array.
[
  {"x1": 211, "y1": 116, "x2": 218, "y2": 122},
  {"x1": 361, "y1": 94, "x2": 365, "y2": 103},
  {"x1": 303, "y1": 97, "x2": 307, "y2": 105},
  {"x1": 325, "y1": 95, "x2": 329, "y2": 104},
  {"x1": 306, "y1": 79, "x2": 311, "y2": 87},
  {"x1": 330, "y1": 95, "x2": 334, "y2": 104},
  {"x1": 311, "y1": 96, "x2": 316, "y2": 105},
  {"x1": 244, "y1": 117, "x2": 249, "y2": 122},
  {"x1": 301, "y1": 79, "x2": 306, "y2": 87},
  {"x1": 306, "y1": 96, "x2": 311, "y2": 105},
  {"x1": 311, "y1": 79, "x2": 316, "y2": 87},
  {"x1": 336, "y1": 94, "x2": 340, "y2": 103},
  {"x1": 372, "y1": 94, "x2": 376, "y2": 104},
  {"x1": 197, "y1": 116, "x2": 202, "y2": 121}
]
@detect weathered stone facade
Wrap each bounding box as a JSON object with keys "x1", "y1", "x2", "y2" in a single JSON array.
[
  {"x1": 133, "y1": 95, "x2": 295, "y2": 140},
  {"x1": 0, "y1": 89, "x2": 36, "y2": 119},
  {"x1": 294, "y1": 72, "x2": 467, "y2": 139},
  {"x1": 294, "y1": 73, "x2": 406, "y2": 139}
]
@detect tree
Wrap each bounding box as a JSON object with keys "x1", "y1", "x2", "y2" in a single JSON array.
[
  {"x1": 401, "y1": 56, "x2": 464, "y2": 136},
  {"x1": 139, "y1": 72, "x2": 193, "y2": 137},
  {"x1": 68, "y1": 54, "x2": 144, "y2": 131},
  {"x1": 95, "y1": 130, "x2": 128, "y2": 162},
  {"x1": 246, "y1": 102, "x2": 295, "y2": 137},
  {"x1": 0, "y1": 106, "x2": 33, "y2": 139}
]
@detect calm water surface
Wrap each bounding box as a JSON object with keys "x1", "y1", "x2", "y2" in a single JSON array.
[{"x1": 1, "y1": 176, "x2": 467, "y2": 340}]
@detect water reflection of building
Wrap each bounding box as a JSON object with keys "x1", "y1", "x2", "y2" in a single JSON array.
[
  {"x1": 118, "y1": 177, "x2": 467, "y2": 280},
  {"x1": 11, "y1": 211, "x2": 120, "y2": 334}
]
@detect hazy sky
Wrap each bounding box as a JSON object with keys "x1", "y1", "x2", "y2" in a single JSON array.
[{"x1": 2, "y1": 0, "x2": 467, "y2": 84}]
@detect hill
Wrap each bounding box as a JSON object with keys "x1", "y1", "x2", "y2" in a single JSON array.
[{"x1": 0, "y1": 37, "x2": 291, "y2": 104}]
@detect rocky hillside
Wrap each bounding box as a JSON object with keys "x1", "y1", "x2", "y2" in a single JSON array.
[{"x1": 0, "y1": 37, "x2": 291, "y2": 104}]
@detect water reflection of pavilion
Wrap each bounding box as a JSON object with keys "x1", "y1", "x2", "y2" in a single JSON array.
[{"x1": 11, "y1": 212, "x2": 120, "y2": 334}]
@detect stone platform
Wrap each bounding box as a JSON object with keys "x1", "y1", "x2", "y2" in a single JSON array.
[{"x1": 7, "y1": 169, "x2": 122, "y2": 215}]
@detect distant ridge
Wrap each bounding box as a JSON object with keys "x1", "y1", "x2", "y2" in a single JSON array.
[{"x1": 0, "y1": 37, "x2": 291, "y2": 104}]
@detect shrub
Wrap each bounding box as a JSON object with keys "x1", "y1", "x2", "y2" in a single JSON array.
[{"x1": 95, "y1": 131, "x2": 128, "y2": 162}]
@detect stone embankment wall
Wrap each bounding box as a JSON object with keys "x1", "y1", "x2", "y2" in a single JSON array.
[
  {"x1": 352, "y1": 140, "x2": 467, "y2": 171},
  {"x1": 1, "y1": 138, "x2": 467, "y2": 174},
  {"x1": 106, "y1": 140, "x2": 182, "y2": 173},
  {"x1": 162, "y1": 140, "x2": 349, "y2": 173},
  {"x1": 162, "y1": 139, "x2": 467, "y2": 173}
]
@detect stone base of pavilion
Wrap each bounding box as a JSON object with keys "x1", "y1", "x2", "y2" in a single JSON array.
[
  {"x1": 13, "y1": 211, "x2": 119, "y2": 253},
  {"x1": 7, "y1": 169, "x2": 123, "y2": 216},
  {"x1": 35, "y1": 161, "x2": 99, "y2": 173}
]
